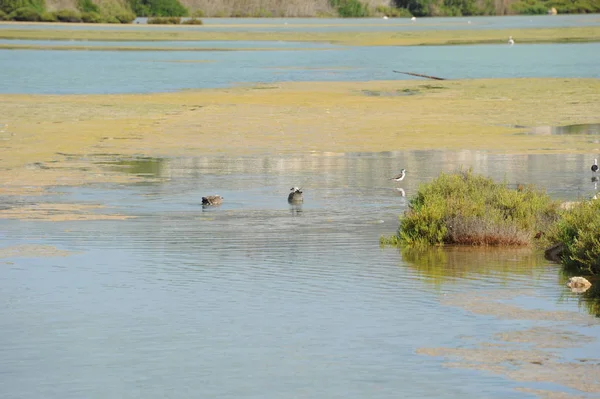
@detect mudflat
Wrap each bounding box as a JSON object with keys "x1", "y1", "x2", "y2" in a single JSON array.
[
  {"x1": 1, "y1": 25, "x2": 600, "y2": 46},
  {"x1": 1, "y1": 78, "x2": 599, "y2": 195}
]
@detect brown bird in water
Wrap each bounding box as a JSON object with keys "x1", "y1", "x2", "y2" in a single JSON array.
[
  {"x1": 288, "y1": 187, "x2": 303, "y2": 203},
  {"x1": 202, "y1": 195, "x2": 223, "y2": 206}
]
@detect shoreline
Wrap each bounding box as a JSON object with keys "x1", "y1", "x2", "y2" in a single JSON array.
[{"x1": 1, "y1": 25, "x2": 599, "y2": 46}]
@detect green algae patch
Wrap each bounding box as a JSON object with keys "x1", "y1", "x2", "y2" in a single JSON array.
[
  {"x1": 0, "y1": 244, "x2": 74, "y2": 258},
  {"x1": 417, "y1": 288, "x2": 600, "y2": 398},
  {"x1": 1, "y1": 78, "x2": 599, "y2": 197},
  {"x1": 0, "y1": 203, "x2": 135, "y2": 221},
  {"x1": 1, "y1": 26, "x2": 600, "y2": 46}
]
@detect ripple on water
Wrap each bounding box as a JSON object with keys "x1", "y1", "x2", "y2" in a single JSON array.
[{"x1": 2, "y1": 151, "x2": 600, "y2": 399}]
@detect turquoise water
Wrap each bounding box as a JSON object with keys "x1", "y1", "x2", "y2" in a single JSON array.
[{"x1": 1, "y1": 42, "x2": 599, "y2": 94}]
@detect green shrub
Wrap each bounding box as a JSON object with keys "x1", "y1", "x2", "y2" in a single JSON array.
[
  {"x1": 330, "y1": 0, "x2": 370, "y2": 17},
  {"x1": 382, "y1": 169, "x2": 560, "y2": 247},
  {"x1": 375, "y1": 5, "x2": 413, "y2": 16},
  {"x1": 40, "y1": 11, "x2": 57, "y2": 21},
  {"x1": 9, "y1": 6, "x2": 41, "y2": 21},
  {"x1": 147, "y1": 16, "x2": 180, "y2": 23},
  {"x1": 545, "y1": 199, "x2": 600, "y2": 274},
  {"x1": 510, "y1": 0, "x2": 548, "y2": 14},
  {"x1": 113, "y1": 10, "x2": 135, "y2": 22},
  {"x1": 76, "y1": 0, "x2": 99, "y2": 13},
  {"x1": 81, "y1": 11, "x2": 103, "y2": 22},
  {"x1": 128, "y1": 0, "x2": 188, "y2": 17},
  {"x1": 102, "y1": 15, "x2": 120, "y2": 22},
  {"x1": 1, "y1": 0, "x2": 45, "y2": 14},
  {"x1": 55, "y1": 9, "x2": 82, "y2": 22},
  {"x1": 190, "y1": 9, "x2": 203, "y2": 17},
  {"x1": 0, "y1": 9, "x2": 7, "y2": 19},
  {"x1": 182, "y1": 17, "x2": 202, "y2": 24}
]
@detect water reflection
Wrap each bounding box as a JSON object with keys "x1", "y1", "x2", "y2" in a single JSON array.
[
  {"x1": 401, "y1": 246, "x2": 547, "y2": 287},
  {"x1": 528, "y1": 123, "x2": 600, "y2": 136},
  {"x1": 96, "y1": 155, "x2": 167, "y2": 178}
]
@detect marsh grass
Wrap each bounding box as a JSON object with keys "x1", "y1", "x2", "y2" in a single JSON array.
[
  {"x1": 382, "y1": 169, "x2": 560, "y2": 247},
  {"x1": 1, "y1": 26, "x2": 599, "y2": 46},
  {"x1": 544, "y1": 199, "x2": 600, "y2": 274}
]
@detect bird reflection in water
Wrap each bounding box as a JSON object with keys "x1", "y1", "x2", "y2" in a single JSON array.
[{"x1": 289, "y1": 203, "x2": 303, "y2": 216}]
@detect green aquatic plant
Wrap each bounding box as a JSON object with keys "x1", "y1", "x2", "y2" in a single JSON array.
[
  {"x1": 383, "y1": 169, "x2": 560, "y2": 247},
  {"x1": 545, "y1": 199, "x2": 600, "y2": 274}
]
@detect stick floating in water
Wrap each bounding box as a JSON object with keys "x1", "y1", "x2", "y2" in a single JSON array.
[{"x1": 392, "y1": 71, "x2": 446, "y2": 81}]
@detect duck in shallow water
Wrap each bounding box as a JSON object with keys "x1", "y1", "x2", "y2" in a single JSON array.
[
  {"x1": 288, "y1": 187, "x2": 303, "y2": 203},
  {"x1": 202, "y1": 195, "x2": 223, "y2": 206}
]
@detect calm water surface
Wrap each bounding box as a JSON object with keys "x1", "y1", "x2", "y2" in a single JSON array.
[
  {"x1": 1, "y1": 42, "x2": 599, "y2": 94},
  {"x1": 2, "y1": 151, "x2": 599, "y2": 399}
]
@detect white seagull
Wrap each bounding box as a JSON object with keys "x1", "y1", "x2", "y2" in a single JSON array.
[
  {"x1": 411, "y1": 16, "x2": 416, "y2": 22},
  {"x1": 592, "y1": 158, "x2": 598, "y2": 172},
  {"x1": 508, "y1": 36, "x2": 515, "y2": 46}
]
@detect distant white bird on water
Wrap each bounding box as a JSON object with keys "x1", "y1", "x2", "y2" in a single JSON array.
[
  {"x1": 411, "y1": 16, "x2": 416, "y2": 22},
  {"x1": 592, "y1": 158, "x2": 599, "y2": 172},
  {"x1": 508, "y1": 36, "x2": 515, "y2": 46},
  {"x1": 383, "y1": 15, "x2": 388, "y2": 19},
  {"x1": 390, "y1": 169, "x2": 406, "y2": 182}
]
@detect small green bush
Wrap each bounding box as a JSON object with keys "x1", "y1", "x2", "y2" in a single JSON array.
[
  {"x1": 128, "y1": 0, "x2": 188, "y2": 17},
  {"x1": 182, "y1": 17, "x2": 202, "y2": 24},
  {"x1": 40, "y1": 11, "x2": 57, "y2": 21},
  {"x1": 113, "y1": 10, "x2": 135, "y2": 22},
  {"x1": 190, "y1": 9, "x2": 203, "y2": 17},
  {"x1": 0, "y1": 9, "x2": 7, "y2": 20},
  {"x1": 330, "y1": 0, "x2": 370, "y2": 17},
  {"x1": 55, "y1": 9, "x2": 82, "y2": 22},
  {"x1": 81, "y1": 11, "x2": 103, "y2": 22},
  {"x1": 510, "y1": 0, "x2": 548, "y2": 14},
  {"x1": 383, "y1": 169, "x2": 560, "y2": 247},
  {"x1": 9, "y1": 6, "x2": 42, "y2": 21},
  {"x1": 147, "y1": 16, "x2": 180, "y2": 23},
  {"x1": 545, "y1": 199, "x2": 600, "y2": 274},
  {"x1": 102, "y1": 15, "x2": 120, "y2": 23},
  {"x1": 375, "y1": 5, "x2": 413, "y2": 17},
  {"x1": 1, "y1": 0, "x2": 45, "y2": 14},
  {"x1": 77, "y1": 0, "x2": 99, "y2": 13}
]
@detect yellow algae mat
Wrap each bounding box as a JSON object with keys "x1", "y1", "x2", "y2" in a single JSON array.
[
  {"x1": 1, "y1": 78, "x2": 599, "y2": 220},
  {"x1": 1, "y1": 25, "x2": 600, "y2": 46}
]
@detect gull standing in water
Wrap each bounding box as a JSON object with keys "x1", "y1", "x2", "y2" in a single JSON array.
[
  {"x1": 508, "y1": 36, "x2": 515, "y2": 46},
  {"x1": 592, "y1": 158, "x2": 598, "y2": 172},
  {"x1": 390, "y1": 169, "x2": 406, "y2": 182}
]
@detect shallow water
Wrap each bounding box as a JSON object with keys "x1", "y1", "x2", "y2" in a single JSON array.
[
  {"x1": 1, "y1": 42, "x2": 599, "y2": 94},
  {"x1": 1, "y1": 150, "x2": 599, "y2": 399}
]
